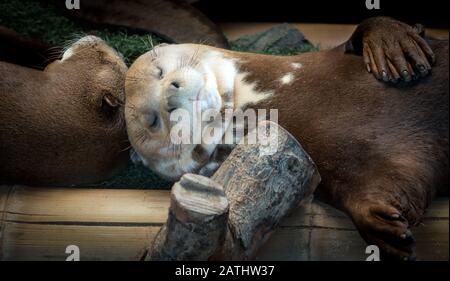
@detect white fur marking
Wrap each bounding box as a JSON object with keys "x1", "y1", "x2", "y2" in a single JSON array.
[
  {"x1": 291, "y1": 63, "x2": 303, "y2": 69},
  {"x1": 61, "y1": 36, "x2": 103, "y2": 62},
  {"x1": 280, "y1": 73, "x2": 294, "y2": 85},
  {"x1": 234, "y1": 72, "x2": 274, "y2": 109},
  {"x1": 61, "y1": 48, "x2": 74, "y2": 61}
]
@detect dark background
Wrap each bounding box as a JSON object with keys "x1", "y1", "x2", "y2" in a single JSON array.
[{"x1": 193, "y1": 0, "x2": 448, "y2": 28}]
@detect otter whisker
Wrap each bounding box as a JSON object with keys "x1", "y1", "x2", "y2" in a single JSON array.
[
  {"x1": 134, "y1": 129, "x2": 149, "y2": 147},
  {"x1": 188, "y1": 47, "x2": 201, "y2": 68},
  {"x1": 196, "y1": 37, "x2": 213, "y2": 47},
  {"x1": 120, "y1": 144, "x2": 133, "y2": 153},
  {"x1": 125, "y1": 75, "x2": 146, "y2": 81},
  {"x1": 148, "y1": 38, "x2": 161, "y2": 61},
  {"x1": 62, "y1": 33, "x2": 88, "y2": 51},
  {"x1": 125, "y1": 101, "x2": 140, "y2": 113}
]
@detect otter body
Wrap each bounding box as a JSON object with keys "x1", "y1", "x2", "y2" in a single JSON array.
[
  {"x1": 234, "y1": 40, "x2": 448, "y2": 258},
  {"x1": 239, "y1": 40, "x2": 449, "y2": 203},
  {"x1": 125, "y1": 19, "x2": 447, "y2": 260},
  {"x1": 0, "y1": 36, "x2": 129, "y2": 185}
]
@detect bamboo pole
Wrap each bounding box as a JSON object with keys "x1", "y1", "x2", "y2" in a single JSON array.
[{"x1": 0, "y1": 186, "x2": 447, "y2": 261}]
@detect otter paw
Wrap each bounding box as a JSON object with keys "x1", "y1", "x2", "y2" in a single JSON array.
[
  {"x1": 351, "y1": 203, "x2": 416, "y2": 261},
  {"x1": 361, "y1": 18, "x2": 435, "y2": 84}
]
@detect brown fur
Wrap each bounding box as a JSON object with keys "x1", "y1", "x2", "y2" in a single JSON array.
[
  {"x1": 124, "y1": 17, "x2": 447, "y2": 259},
  {"x1": 228, "y1": 39, "x2": 448, "y2": 259},
  {"x1": 0, "y1": 37, "x2": 129, "y2": 185}
]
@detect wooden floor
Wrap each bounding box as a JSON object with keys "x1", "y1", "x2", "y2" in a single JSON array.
[
  {"x1": 257, "y1": 198, "x2": 449, "y2": 261},
  {"x1": 0, "y1": 186, "x2": 447, "y2": 261}
]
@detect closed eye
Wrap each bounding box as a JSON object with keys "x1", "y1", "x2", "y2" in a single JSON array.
[
  {"x1": 157, "y1": 67, "x2": 164, "y2": 79},
  {"x1": 147, "y1": 112, "x2": 159, "y2": 129},
  {"x1": 168, "y1": 107, "x2": 177, "y2": 114}
]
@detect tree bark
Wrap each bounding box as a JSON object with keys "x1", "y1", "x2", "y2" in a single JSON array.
[{"x1": 212, "y1": 121, "x2": 321, "y2": 260}]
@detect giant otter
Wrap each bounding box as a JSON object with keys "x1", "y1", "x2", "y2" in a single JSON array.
[
  {"x1": 0, "y1": 36, "x2": 129, "y2": 185},
  {"x1": 124, "y1": 17, "x2": 448, "y2": 260}
]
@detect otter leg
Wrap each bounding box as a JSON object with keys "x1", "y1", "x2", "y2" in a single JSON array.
[{"x1": 338, "y1": 155, "x2": 440, "y2": 261}]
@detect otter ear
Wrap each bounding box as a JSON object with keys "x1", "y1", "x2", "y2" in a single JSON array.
[{"x1": 102, "y1": 93, "x2": 124, "y2": 108}]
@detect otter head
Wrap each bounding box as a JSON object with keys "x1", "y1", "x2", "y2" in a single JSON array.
[
  {"x1": 46, "y1": 35, "x2": 128, "y2": 114},
  {"x1": 39, "y1": 36, "x2": 129, "y2": 184},
  {"x1": 125, "y1": 44, "x2": 238, "y2": 180}
]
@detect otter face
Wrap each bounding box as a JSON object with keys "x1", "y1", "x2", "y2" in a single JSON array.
[{"x1": 125, "y1": 44, "x2": 237, "y2": 180}]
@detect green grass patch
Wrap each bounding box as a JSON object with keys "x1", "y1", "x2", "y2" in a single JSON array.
[
  {"x1": 0, "y1": 0, "x2": 162, "y2": 64},
  {"x1": 230, "y1": 41, "x2": 319, "y2": 55}
]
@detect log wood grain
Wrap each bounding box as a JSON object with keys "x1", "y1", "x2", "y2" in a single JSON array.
[{"x1": 211, "y1": 121, "x2": 321, "y2": 260}]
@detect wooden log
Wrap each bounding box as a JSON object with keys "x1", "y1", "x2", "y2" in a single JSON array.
[
  {"x1": 211, "y1": 121, "x2": 321, "y2": 260},
  {"x1": 147, "y1": 174, "x2": 229, "y2": 261},
  {"x1": 146, "y1": 121, "x2": 320, "y2": 261},
  {"x1": 0, "y1": 186, "x2": 447, "y2": 261}
]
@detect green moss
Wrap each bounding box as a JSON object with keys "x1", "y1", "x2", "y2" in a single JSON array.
[
  {"x1": 78, "y1": 162, "x2": 173, "y2": 189},
  {"x1": 230, "y1": 41, "x2": 319, "y2": 55},
  {"x1": 0, "y1": 0, "x2": 162, "y2": 64},
  {"x1": 0, "y1": 0, "x2": 80, "y2": 44},
  {"x1": 94, "y1": 30, "x2": 161, "y2": 65}
]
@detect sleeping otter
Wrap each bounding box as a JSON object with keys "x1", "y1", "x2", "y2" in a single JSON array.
[
  {"x1": 0, "y1": 36, "x2": 129, "y2": 185},
  {"x1": 124, "y1": 17, "x2": 448, "y2": 260}
]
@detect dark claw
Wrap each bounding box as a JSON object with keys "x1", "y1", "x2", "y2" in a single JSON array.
[
  {"x1": 401, "y1": 70, "x2": 412, "y2": 82},
  {"x1": 404, "y1": 252, "x2": 417, "y2": 261},
  {"x1": 382, "y1": 71, "x2": 389, "y2": 82},
  {"x1": 430, "y1": 54, "x2": 436, "y2": 64},
  {"x1": 401, "y1": 230, "x2": 413, "y2": 240},
  {"x1": 417, "y1": 65, "x2": 429, "y2": 77}
]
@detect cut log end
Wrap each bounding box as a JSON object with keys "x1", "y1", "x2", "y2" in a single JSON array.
[
  {"x1": 147, "y1": 174, "x2": 229, "y2": 261},
  {"x1": 171, "y1": 173, "x2": 229, "y2": 222}
]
